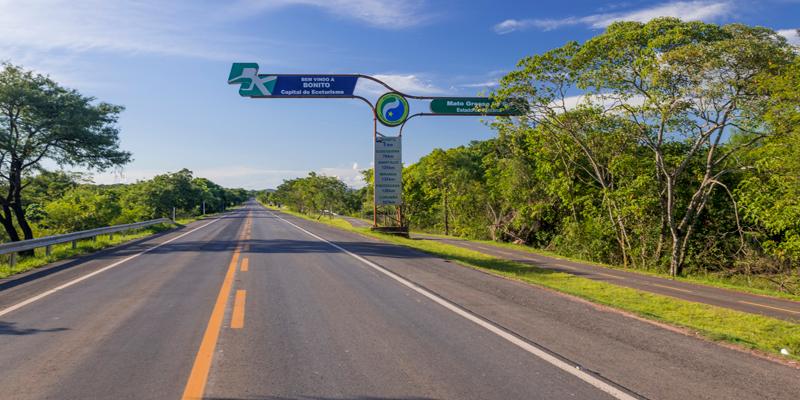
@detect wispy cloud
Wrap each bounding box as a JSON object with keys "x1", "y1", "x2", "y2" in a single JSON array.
[
  {"x1": 777, "y1": 29, "x2": 800, "y2": 45},
  {"x1": 494, "y1": 1, "x2": 734, "y2": 34},
  {"x1": 235, "y1": 0, "x2": 431, "y2": 29},
  {"x1": 458, "y1": 81, "x2": 499, "y2": 89},
  {"x1": 357, "y1": 74, "x2": 445, "y2": 95},
  {"x1": 0, "y1": 1, "x2": 257, "y2": 60},
  {"x1": 0, "y1": 0, "x2": 428, "y2": 69}
]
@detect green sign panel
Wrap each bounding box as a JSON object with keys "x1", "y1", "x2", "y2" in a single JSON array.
[{"x1": 429, "y1": 97, "x2": 524, "y2": 116}]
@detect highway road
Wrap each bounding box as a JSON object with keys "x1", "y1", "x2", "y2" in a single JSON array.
[
  {"x1": 412, "y1": 235, "x2": 800, "y2": 322},
  {"x1": 0, "y1": 201, "x2": 798, "y2": 399},
  {"x1": 343, "y1": 216, "x2": 800, "y2": 322}
]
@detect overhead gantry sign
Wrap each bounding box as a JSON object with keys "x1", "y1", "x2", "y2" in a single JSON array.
[{"x1": 227, "y1": 63, "x2": 525, "y2": 230}]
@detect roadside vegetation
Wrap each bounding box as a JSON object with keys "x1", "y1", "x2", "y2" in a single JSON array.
[
  {"x1": 0, "y1": 168, "x2": 250, "y2": 278},
  {"x1": 0, "y1": 63, "x2": 249, "y2": 278},
  {"x1": 265, "y1": 203, "x2": 800, "y2": 361},
  {"x1": 261, "y1": 19, "x2": 800, "y2": 296}
]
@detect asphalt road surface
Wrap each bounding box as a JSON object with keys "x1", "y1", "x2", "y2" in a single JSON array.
[
  {"x1": 0, "y1": 201, "x2": 797, "y2": 400},
  {"x1": 343, "y1": 214, "x2": 800, "y2": 322},
  {"x1": 411, "y1": 234, "x2": 800, "y2": 322}
]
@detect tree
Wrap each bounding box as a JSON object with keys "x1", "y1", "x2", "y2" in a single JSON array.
[
  {"x1": 737, "y1": 56, "x2": 800, "y2": 262},
  {"x1": 43, "y1": 186, "x2": 121, "y2": 233},
  {"x1": 497, "y1": 18, "x2": 795, "y2": 275},
  {"x1": 140, "y1": 169, "x2": 201, "y2": 218},
  {"x1": 495, "y1": 41, "x2": 656, "y2": 268},
  {"x1": 0, "y1": 63, "x2": 130, "y2": 242}
]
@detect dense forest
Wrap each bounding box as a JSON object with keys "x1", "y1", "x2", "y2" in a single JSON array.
[{"x1": 263, "y1": 19, "x2": 800, "y2": 291}]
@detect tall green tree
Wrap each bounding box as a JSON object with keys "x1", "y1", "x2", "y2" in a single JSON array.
[
  {"x1": 497, "y1": 18, "x2": 795, "y2": 275},
  {"x1": 0, "y1": 63, "x2": 130, "y2": 241},
  {"x1": 737, "y1": 55, "x2": 800, "y2": 263}
]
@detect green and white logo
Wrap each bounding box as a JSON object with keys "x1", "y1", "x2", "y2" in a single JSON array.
[
  {"x1": 228, "y1": 63, "x2": 276, "y2": 97},
  {"x1": 376, "y1": 92, "x2": 409, "y2": 127}
]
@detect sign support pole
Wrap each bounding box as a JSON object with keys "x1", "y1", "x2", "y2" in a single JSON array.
[
  {"x1": 227, "y1": 63, "x2": 523, "y2": 235},
  {"x1": 373, "y1": 113, "x2": 378, "y2": 228}
]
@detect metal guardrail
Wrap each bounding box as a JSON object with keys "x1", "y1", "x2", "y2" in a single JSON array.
[{"x1": 0, "y1": 218, "x2": 173, "y2": 266}]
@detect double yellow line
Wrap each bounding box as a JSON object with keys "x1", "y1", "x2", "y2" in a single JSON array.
[{"x1": 181, "y1": 212, "x2": 252, "y2": 399}]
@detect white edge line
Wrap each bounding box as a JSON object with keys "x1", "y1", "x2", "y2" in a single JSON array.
[
  {"x1": 0, "y1": 217, "x2": 222, "y2": 318},
  {"x1": 268, "y1": 210, "x2": 637, "y2": 400}
]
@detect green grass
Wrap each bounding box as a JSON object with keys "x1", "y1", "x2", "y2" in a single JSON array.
[
  {"x1": 266, "y1": 204, "x2": 800, "y2": 361},
  {"x1": 437, "y1": 235, "x2": 800, "y2": 302},
  {"x1": 0, "y1": 223, "x2": 175, "y2": 279}
]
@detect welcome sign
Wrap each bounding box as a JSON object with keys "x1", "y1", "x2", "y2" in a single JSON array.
[{"x1": 228, "y1": 63, "x2": 358, "y2": 97}]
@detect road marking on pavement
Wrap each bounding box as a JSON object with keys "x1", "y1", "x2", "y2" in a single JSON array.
[
  {"x1": 240, "y1": 257, "x2": 249, "y2": 272},
  {"x1": 181, "y1": 211, "x2": 251, "y2": 399},
  {"x1": 738, "y1": 300, "x2": 800, "y2": 315},
  {"x1": 181, "y1": 246, "x2": 240, "y2": 400},
  {"x1": 0, "y1": 218, "x2": 222, "y2": 318},
  {"x1": 551, "y1": 263, "x2": 621, "y2": 280},
  {"x1": 270, "y1": 211, "x2": 638, "y2": 400},
  {"x1": 595, "y1": 272, "x2": 620, "y2": 279},
  {"x1": 650, "y1": 283, "x2": 693, "y2": 294},
  {"x1": 231, "y1": 290, "x2": 247, "y2": 329}
]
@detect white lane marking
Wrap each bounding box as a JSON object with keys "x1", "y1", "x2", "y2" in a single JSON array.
[
  {"x1": 269, "y1": 211, "x2": 637, "y2": 400},
  {"x1": 0, "y1": 218, "x2": 222, "y2": 318}
]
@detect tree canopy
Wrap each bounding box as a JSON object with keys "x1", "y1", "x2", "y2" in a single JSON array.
[{"x1": 0, "y1": 63, "x2": 130, "y2": 241}]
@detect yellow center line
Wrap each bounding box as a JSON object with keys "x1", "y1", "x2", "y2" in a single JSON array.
[
  {"x1": 181, "y1": 216, "x2": 249, "y2": 400},
  {"x1": 650, "y1": 283, "x2": 693, "y2": 294},
  {"x1": 738, "y1": 300, "x2": 800, "y2": 315},
  {"x1": 231, "y1": 290, "x2": 247, "y2": 329},
  {"x1": 240, "y1": 257, "x2": 249, "y2": 272}
]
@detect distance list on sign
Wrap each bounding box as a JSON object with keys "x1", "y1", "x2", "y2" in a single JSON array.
[{"x1": 374, "y1": 134, "x2": 402, "y2": 205}]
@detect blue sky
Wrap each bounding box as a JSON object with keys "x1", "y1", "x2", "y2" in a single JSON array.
[{"x1": 1, "y1": 0, "x2": 798, "y2": 189}]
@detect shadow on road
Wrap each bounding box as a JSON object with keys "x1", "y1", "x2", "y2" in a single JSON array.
[
  {"x1": 206, "y1": 396, "x2": 441, "y2": 400},
  {"x1": 0, "y1": 321, "x2": 68, "y2": 335}
]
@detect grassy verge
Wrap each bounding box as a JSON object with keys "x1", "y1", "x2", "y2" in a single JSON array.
[
  {"x1": 267, "y1": 204, "x2": 800, "y2": 361},
  {"x1": 421, "y1": 234, "x2": 800, "y2": 302}
]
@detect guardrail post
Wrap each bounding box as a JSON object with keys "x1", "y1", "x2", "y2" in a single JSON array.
[{"x1": 0, "y1": 218, "x2": 171, "y2": 262}]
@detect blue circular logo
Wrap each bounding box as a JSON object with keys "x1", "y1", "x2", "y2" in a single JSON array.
[{"x1": 376, "y1": 93, "x2": 409, "y2": 127}]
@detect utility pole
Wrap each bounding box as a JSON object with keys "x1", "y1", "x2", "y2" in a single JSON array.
[
  {"x1": 202, "y1": 201, "x2": 206, "y2": 215},
  {"x1": 172, "y1": 207, "x2": 176, "y2": 221}
]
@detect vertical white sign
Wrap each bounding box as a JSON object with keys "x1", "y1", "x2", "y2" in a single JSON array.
[{"x1": 374, "y1": 134, "x2": 402, "y2": 205}]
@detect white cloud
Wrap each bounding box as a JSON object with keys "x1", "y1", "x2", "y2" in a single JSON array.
[
  {"x1": 319, "y1": 164, "x2": 366, "y2": 188},
  {"x1": 459, "y1": 80, "x2": 499, "y2": 88},
  {"x1": 777, "y1": 29, "x2": 800, "y2": 45},
  {"x1": 356, "y1": 74, "x2": 445, "y2": 96},
  {"x1": 0, "y1": 0, "x2": 428, "y2": 68},
  {"x1": 0, "y1": 1, "x2": 255, "y2": 60},
  {"x1": 235, "y1": 0, "x2": 430, "y2": 29},
  {"x1": 546, "y1": 93, "x2": 646, "y2": 114},
  {"x1": 495, "y1": 1, "x2": 734, "y2": 33}
]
